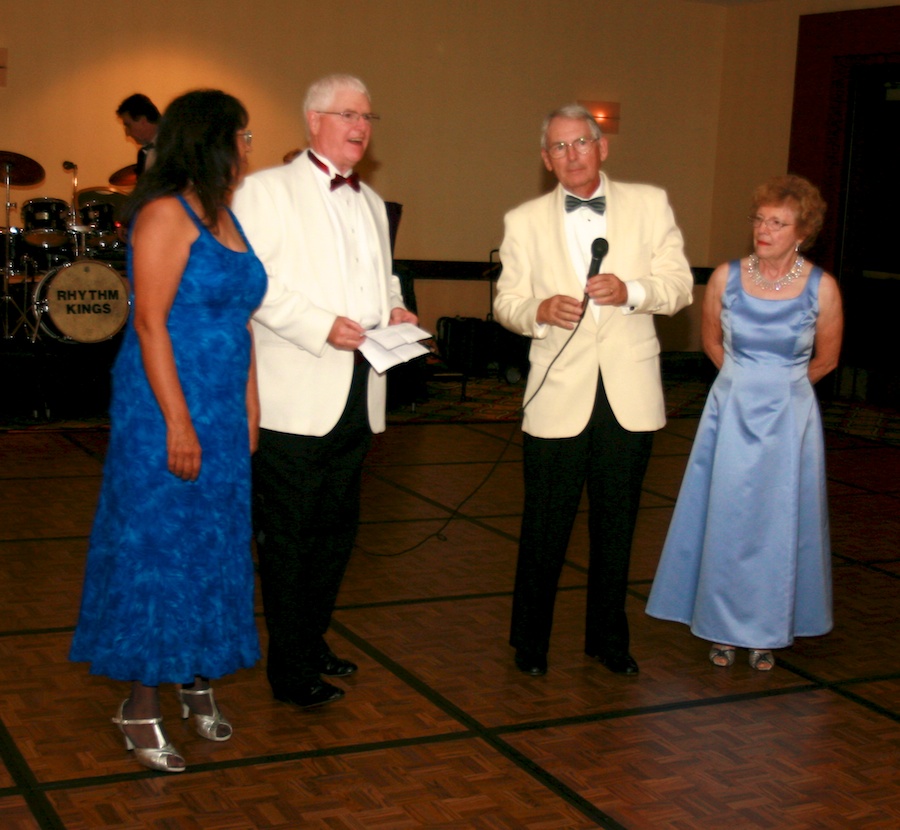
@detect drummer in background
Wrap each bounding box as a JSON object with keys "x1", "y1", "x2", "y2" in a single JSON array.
[{"x1": 116, "y1": 94, "x2": 160, "y2": 176}]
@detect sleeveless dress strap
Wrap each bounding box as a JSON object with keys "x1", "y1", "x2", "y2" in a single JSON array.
[
  {"x1": 723, "y1": 259, "x2": 742, "y2": 304},
  {"x1": 226, "y1": 206, "x2": 254, "y2": 251},
  {"x1": 805, "y1": 265, "x2": 824, "y2": 314},
  {"x1": 175, "y1": 193, "x2": 209, "y2": 235},
  {"x1": 806, "y1": 265, "x2": 823, "y2": 294},
  {"x1": 174, "y1": 194, "x2": 255, "y2": 253}
]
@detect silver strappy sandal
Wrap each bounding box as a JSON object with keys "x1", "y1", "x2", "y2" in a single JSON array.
[
  {"x1": 179, "y1": 686, "x2": 233, "y2": 741},
  {"x1": 112, "y1": 699, "x2": 185, "y2": 773}
]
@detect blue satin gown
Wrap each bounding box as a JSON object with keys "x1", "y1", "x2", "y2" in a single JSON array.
[{"x1": 646, "y1": 260, "x2": 832, "y2": 649}]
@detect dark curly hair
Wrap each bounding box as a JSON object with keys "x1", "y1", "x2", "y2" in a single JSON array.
[
  {"x1": 751, "y1": 174, "x2": 826, "y2": 251},
  {"x1": 122, "y1": 89, "x2": 248, "y2": 231}
]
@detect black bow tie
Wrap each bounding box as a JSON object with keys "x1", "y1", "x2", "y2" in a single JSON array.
[
  {"x1": 308, "y1": 151, "x2": 360, "y2": 192},
  {"x1": 565, "y1": 194, "x2": 606, "y2": 214}
]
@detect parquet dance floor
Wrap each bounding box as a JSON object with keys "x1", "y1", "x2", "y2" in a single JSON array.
[{"x1": 0, "y1": 416, "x2": 897, "y2": 828}]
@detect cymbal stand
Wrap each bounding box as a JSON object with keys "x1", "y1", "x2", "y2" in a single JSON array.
[
  {"x1": 63, "y1": 161, "x2": 88, "y2": 258},
  {"x1": 2, "y1": 162, "x2": 32, "y2": 339}
]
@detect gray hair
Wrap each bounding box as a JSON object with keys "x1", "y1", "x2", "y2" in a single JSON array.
[
  {"x1": 540, "y1": 104, "x2": 602, "y2": 149},
  {"x1": 303, "y1": 74, "x2": 370, "y2": 114}
]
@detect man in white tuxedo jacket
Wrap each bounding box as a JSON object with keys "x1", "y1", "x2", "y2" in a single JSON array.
[
  {"x1": 494, "y1": 104, "x2": 693, "y2": 678},
  {"x1": 232, "y1": 74, "x2": 416, "y2": 709}
]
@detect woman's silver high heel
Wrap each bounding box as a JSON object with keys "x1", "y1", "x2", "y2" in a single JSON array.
[
  {"x1": 112, "y1": 700, "x2": 185, "y2": 773},
  {"x1": 179, "y1": 686, "x2": 233, "y2": 741}
]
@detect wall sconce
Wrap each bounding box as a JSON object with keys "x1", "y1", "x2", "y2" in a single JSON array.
[{"x1": 578, "y1": 100, "x2": 621, "y2": 134}]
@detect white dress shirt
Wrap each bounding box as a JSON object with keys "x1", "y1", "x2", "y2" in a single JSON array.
[
  {"x1": 563, "y1": 181, "x2": 645, "y2": 315},
  {"x1": 309, "y1": 154, "x2": 383, "y2": 329}
]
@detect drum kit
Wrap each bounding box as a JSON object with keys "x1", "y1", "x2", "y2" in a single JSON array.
[{"x1": 2, "y1": 150, "x2": 132, "y2": 344}]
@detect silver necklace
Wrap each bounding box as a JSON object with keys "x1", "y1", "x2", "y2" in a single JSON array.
[{"x1": 747, "y1": 254, "x2": 805, "y2": 291}]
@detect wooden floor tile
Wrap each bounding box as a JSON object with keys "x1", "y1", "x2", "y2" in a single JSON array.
[
  {"x1": 345, "y1": 519, "x2": 520, "y2": 603},
  {"x1": 0, "y1": 760, "x2": 15, "y2": 788},
  {"x1": 642, "y1": 453, "x2": 690, "y2": 502},
  {"x1": 825, "y1": 446, "x2": 900, "y2": 493},
  {"x1": 336, "y1": 594, "x2": 809, "y2": 729},
  {"x1": 370, "y1": 459, "x2": 525, "y2": 519},
  {"x1": 659, "y1": 418, "x2": 700, "y2": 440},
  {"x1": 48, "y1": 740, "x2": 599, "y2": 829},
  {"x1": 650, "y1": 430, "x2": 694, "y2": 457},
  {"x1": 777, "y1": 564, "x2": 900, "y2": 682},
  {"x1": 358, "y1": 472, "x2": 451, "y2": 523},
  {"x1": 0, "y1": 796, "x2": 41, "y2": 830},
  {"x1": 0, "y1": 478, "x2": 99, "y2": 542},
  {"x1": 828, "y1": 493, "x2": 900, "y2": 562},
  {"x1": 0, "y1": 539, "x2": 87, "y2": 631},
  {"x1": 0, "y1": 630, "x2": 465, "y2": 785},
  {"x1": 0, "y1": 418, "x2": 896, "y2": 829},
  {"x1": 503, "y1": 690, "x2": 900, "y2": 829},
  {"x1": 368, "y1": 424, "x2": 522, "y2": 467},
  {"x1": 0, "y1": 432, "x2": 103, "y2": 480}
]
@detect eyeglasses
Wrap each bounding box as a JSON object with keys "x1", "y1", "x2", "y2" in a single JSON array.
[
  {"x1": 545, "y1": 137, "x2": 599, "y2": 159},
  {"x1": 237, "y1": 130, "x2": 253, "y2": 146},
  {"x1": 749, "y1": 215, "x2": 793, "y2": 231},
  {"x1": 316, "y1": 110, "x2": 381, "y2": 125}
]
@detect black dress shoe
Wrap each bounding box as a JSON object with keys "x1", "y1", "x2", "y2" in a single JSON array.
[
  {"x1": 273, "y1": 680, "x2": 345, "y2": 709},
  {"x1": 514, "y1": 649, "x2": 548, "y2": 676},
  {"x1": 317, "y1": 649, "x2": 358, "y2": 677},
  {"x1": 592, "y1": 651, "x2": 639, "y2": 675}
]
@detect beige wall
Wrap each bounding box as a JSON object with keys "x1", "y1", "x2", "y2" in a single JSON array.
[
  {"x1": 709, "y1": 0, "x2": 900, "y2": 266},
  {"x1": 1, "y1": 0, "x2": 896, "y2": 342}
]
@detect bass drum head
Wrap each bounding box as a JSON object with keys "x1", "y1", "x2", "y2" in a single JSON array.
[{"x1": 35, "y1": 260, "x2": 130, "y2": 343}]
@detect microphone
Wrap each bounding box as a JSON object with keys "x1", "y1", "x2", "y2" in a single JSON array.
[
  {"x1": 62, "y1": 160, "x2": 77, "y2": 170},
  {"x1": 583, "y1": 237, "x2": 609, "y2": 309}
]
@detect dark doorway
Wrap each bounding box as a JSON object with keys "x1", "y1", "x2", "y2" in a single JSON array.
[
  {"x1": 838, "y1": 67, "x2": 900, "y2": 406},
  {"x1": 788, "y1": 6, "x2": 900, "y2": 406}
]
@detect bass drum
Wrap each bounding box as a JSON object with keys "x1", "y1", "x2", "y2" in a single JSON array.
[{"x1": 34, "y1": 259, "x2": 130, "y2": 343}]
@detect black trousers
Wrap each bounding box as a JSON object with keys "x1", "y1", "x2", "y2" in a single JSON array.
[
  {"x1": 253, "y1": 361, "x2": 372, "y2": 690},
  {"x1": 509, "y1": 372, "x2": 653, "y2": 658}
]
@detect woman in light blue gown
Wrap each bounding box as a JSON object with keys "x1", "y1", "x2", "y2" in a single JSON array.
[{"x1": 645, "y1": 175, "x2": 843, "y2": 671}]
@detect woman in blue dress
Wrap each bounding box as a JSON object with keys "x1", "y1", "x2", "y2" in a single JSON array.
[
  {"x1": 646, "y1": 175, "x2": 843, "y2": 671},
  {"x1": 70, "y1": 90, "x2": 265, "y2": 771}
]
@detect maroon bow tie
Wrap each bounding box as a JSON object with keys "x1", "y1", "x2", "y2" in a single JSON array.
[
  {"x1": 330, "y1": 172, "x2": 360, "y2": 192},
  {"x1": 308, "y1": 151, "x2": 360, "y2": 192}
]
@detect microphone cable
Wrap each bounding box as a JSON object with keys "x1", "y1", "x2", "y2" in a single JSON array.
[
  {"x1": 519, "y1": 236, "x2": 607, "y2": 414},
  {"x1": 359, "y1": 237, "x2": 607, "y2": 558}
]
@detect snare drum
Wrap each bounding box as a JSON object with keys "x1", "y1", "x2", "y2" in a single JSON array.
[
  {"x1": 22, "y1": 198, "x2": 71, "y2": 248},
  {"x1": 34, "y1": 259, "x2": 130, "y2": 342}
]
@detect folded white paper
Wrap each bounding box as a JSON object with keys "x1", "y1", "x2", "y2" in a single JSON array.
[{"x1": 359, "y1": 323, "x2": 432, "y2": 374}]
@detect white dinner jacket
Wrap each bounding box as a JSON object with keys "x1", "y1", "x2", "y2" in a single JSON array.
[
  {"x1": 493, "y1": 174, "x2": 693, "y2": 437},
  {"x1": 232, "y1": 150, "x2": 405, "y2": 436}
]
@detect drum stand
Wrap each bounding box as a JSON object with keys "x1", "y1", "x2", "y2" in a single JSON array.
[
  {"x1": 63, "y1": 160, "x2": 91, "y2": 248},
  {"x1": 1, "y1": 152, "x2": 44, "y2": 340},
  {"x1": 2, "y1": 169, "x2": 34, "y2": 340}
]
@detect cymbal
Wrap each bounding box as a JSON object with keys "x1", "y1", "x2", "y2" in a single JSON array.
[
  {"x1": 0, "y1": 151, "x2": 45, "y2": 186},
  {"x1": 109, "y1": 164, "x2": 138, "y2": 187}
]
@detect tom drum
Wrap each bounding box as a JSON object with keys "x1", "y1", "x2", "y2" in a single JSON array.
[
  {"x1": 34, "y1": 259, "x2": 130, "y2": 343},
  {"x1": 22, "y1": 198, "x2": 71, "y2": 248},
  {"x1": 79, "y1": 200, "x2": 120, "y2": 250}
]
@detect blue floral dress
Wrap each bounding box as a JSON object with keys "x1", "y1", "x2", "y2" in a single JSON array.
[{"x1": 70, "y1": 195, "x2": 266, "y2": 684}]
